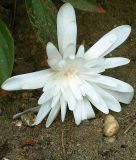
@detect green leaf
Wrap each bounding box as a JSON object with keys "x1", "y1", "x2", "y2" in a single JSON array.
[
  {"x1": 0, "y1": 19, "x2": 14, "y2": 85},
  {"x1": 61, "y1": 0, "x2": 97, "y2": 12},
  {"x1": 25, "y1": 0, "x2": 57, "y2": 46}
]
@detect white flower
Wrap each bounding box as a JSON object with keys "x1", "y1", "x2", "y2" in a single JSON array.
[{"x1": 1, "y1": 3, "x2": 134, "y2": 127}]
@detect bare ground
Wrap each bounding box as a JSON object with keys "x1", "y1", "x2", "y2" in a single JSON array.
[{"x1": 0, "y1": 0, "x2": 136, "y2": 159}]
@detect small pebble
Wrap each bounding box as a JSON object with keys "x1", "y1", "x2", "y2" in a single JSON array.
[
  {"x1": 104, "y1": 114, "x2": 119, "y2": 137},
  {"x1": 14, "y1": 120, "x2": 22, "y2": 127},
  {"x1": 77, "y1": 143, "x2": 80, "y2": 146},
  {"x1": 21, "y1": 112, "x2": 36, "y2": 126}
]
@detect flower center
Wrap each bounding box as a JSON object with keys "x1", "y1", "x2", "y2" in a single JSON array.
[{"x1": 64, "y1": 68, "x2": 77, "y2": 77}]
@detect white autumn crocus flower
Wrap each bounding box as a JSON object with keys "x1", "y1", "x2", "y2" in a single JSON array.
[{"x1": 1, "y1": 3, "x2": 134, "y2": 127}]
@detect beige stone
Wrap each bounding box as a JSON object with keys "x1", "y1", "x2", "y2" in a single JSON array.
[{"x1": 104, "y1": 114, "x2": 119, "y2": 137}]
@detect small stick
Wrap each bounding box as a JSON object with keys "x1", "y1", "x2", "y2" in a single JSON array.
[
  {"x1": 61, "y1": 131, "x2": 66, "y2": 160},
  {"x1": 124, "y1": 119, "x2": 136, "y2": 134},
  {"x1": 13, "y1": 106, "x2": 40, "y2": 119}
]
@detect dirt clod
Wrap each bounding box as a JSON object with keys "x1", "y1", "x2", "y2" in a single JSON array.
[
  {"x1": 20, "y1": 139, "x2": 37, "y2": 147},
  {"x1": 21, "y1": 112, "x2": 36, "y2": 126}
]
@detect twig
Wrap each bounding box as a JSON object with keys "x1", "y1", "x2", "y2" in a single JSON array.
[
  {"x1": 61, "y1": 131, "x2": 66, "y2": 160},
  {"x1": 13, "y1": 106, "x2": 40, "y2": 119},
  {"x1": 124, "y1": 119, "x2": 136, "y2": 134}
]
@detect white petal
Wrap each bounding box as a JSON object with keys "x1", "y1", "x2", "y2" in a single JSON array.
[
  {"x1": 61, "y1": 87, "x2": 76, "y2": 111},
  {"x1": 2, "y1": 69, "x2": 52, "y2": 90},
  {"x1": 82, "y1": 75, "x2": 117, "y2": 88},
  {"x1": 57, "y1": 3, "x2": 77, "y2": 57},
  {"x1": 79, "y1": 85, "x2": 86, "y2": 96},
  {"x1": 46, "y1": 42, "x2": 62, "y2": 69},
  {"x1": 43, "y1": 74, "x2": 58, "y2": 92},
  {"x1": 51, "y1": 93, "x2": 61, "y2": 108},
  {"x1": 38, "y1": 89, "x2": 54, "y2": 105},
  {"x1": 72, "y1": 75, "x2": 83, "y2": 85},
  {"x1": 95, "y1": 76, "x2": 117, "y2": 87},
  {"x1": 84, "y1": 34, "x2": 117, "y2": 59},
  {"x1": 46, "y1": 42, "x2": 62, "y2": 60},
  {"x1": 84, "y1": 98, "x2": 95, "y2": 119},
  {"x1": 68, "y1": 77, "x2": 83, "y2": 100},
  {"x1": 76, "y1": 45, "x2": 85, "y2": 57},
  {"x1": 102, "y1": 25, "x2": 131, "y2": 56},
  {"x1": 104, "y1": 89, "x2": 134, "y2": 104},
  {"x1": 34, "y1": 101, "x2": 51, "y2": 125},
  {"x1": 73, "y1": 105, "x2": 82, "y2": 125},
  {"x1": 83, "y1": 67, "x2": 105, "y2": 74},
  {"x1": 84, "y1": 58, "x2": 105, "y2": 68},
  {"x1": 53, "y1": 85, "x2": 61, "y2": 96},
  {"x1": 98, "y1": 76, "x2": 134, "y2": 93},
  {"x1": 83, "y1": 81, "x2": 109, "y2": 114},
  {"x1": 75, "y1": 101, "x2": 87, "y2": 121},
  {"x1": 83, "y1": 81, "x2": 100, "y2": 102},
  {"x1": 60, "y1": 96, "x2": 67, "y2": 122},
  {"x1": 46, "y1": 103, "x2": 60, "y2": 127},
  {"x1": 63, "y1": 35, "x2": 76, "y2": 59},
  {"x1": 47, "y1": 59, "x2": 60, "y2": 70},
  {"x1": 22, "y1": 81, "x2": 44, "y2": 90},
  {"x1": 102, "y1": 57, "x2": 130, "y2": 69},
  {"x1": 93, "y1": 85, "x2": 121, "y2": 112}
]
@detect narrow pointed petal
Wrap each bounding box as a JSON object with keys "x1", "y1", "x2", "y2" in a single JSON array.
[
  {"x1": 83, "y1": 81, "x2": 100, "y2": 102},
  {"x1": 2, "y1": 69, "x2": 52, "y2": 90},
  {"x1": 22, "y1": 81, "x2": 44, "y2": 90},
  {"x1": 60, "y1": 96, "x2": 67, "y2": 122},
  {"x1": 83, "y1": 81, "x2": 109, "y2": 114},
  {"x1": 63, "y1": 31, "x2": 76, "y2": 59},
  {"x1": 73, "y1": 105, "x2": 82, "y2": 125},
  {"x1": 82, "y1": 75, "x2": 117, "y2": 88},
  {"x1": 98, "y1": 76, "x2": 134, "y2": 93},
  {"x1": 61, "y1": 87, "x2": 76, "y2": 111},
  {"x1": 83, "y1": 98, "x2": 95, "y2": 119},
  {"x1": 76, "y1": 45, "x2": 84, "y2": 57},
  {"x1": 68, "y1": 77, "x2": 83, "y2": 100},
  {"x1": 84, "y1": 58, "x2": 104, "y2": 68},
  {"x1": 43, "y1": 74, "x2": 58, "y2": 92},
  {"x1": 83, "y1": 67, "x2": 105, "y2": 74},
  {"x1": 51, "y1": 93, "x2": 60, "y2": 108},
  {"x1": 57, "y1": 3, "x2": 77, "y2": 57},
  {"x1": 46, "y1": 42, "x2": 62, "y2": 60},
  {"x1": 104, "y1": 89, "x2": 134, "y2": 104},
  {"x1": 38, "y1": 89, "x2": 53, "y2": 105},
  {"x1": 102, "y1": 57, "x2": 130, "y2": 69},
  {"x1": 84, "y1": 34, "x2": 117, "y2": 59},
  {"x1": 102, "y1": 25, "x2": 131, "y2": 56},
  {"x1": 93, "y1": 85, "x2": 121, "y2": 112},
  {"x1": 46, "y1": 103, "x2": 60, "y2": 127},
  {"x1": 80, "y1": 101, "x2": 87, "y2": 120},
  {"x1": 47, "y1": 42, "x2": 62, "y2": 69},
  {"x1": 34, "y1": 102, "x2": 51, "y2": 125}
]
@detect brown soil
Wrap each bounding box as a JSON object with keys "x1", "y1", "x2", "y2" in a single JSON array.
[{"x1": 0, "y1": 0, "x2": 136, "y2": 160}]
